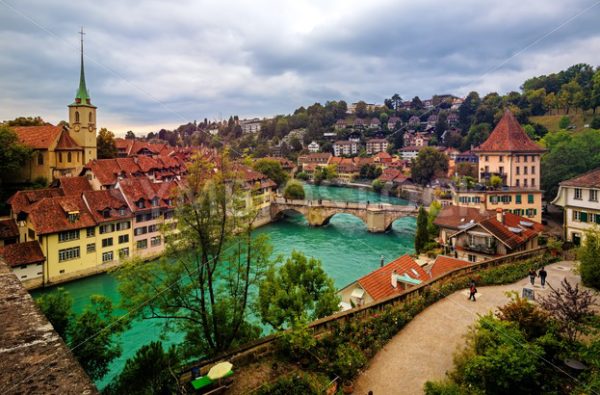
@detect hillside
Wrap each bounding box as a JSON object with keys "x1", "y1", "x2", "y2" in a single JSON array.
[{"x1": 530, "y1": 111, "x2": 594, "y2": 132}]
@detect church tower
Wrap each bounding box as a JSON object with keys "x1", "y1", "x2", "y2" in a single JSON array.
[{"x1": 68, "y1": 28, "x2": 97, "y2": 163}]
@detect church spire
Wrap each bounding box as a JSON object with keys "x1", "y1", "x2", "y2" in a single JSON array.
[{"x1": 73, "y1": 27, "x2": 91, "y2": 106}]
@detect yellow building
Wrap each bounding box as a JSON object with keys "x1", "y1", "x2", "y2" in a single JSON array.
[
  {"x1": 10, "y1": 34, "x2": 96, "y2": 183},
  {"x1": 454, "y1": 110, "x2": 545, "y2": 223}
]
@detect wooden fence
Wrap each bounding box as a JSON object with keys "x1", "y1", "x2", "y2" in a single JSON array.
[{"x1": 180, "y1": 247, "x2": 548, "y2": 380}]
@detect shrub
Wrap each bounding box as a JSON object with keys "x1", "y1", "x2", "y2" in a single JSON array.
[
  {"x1": 372, "y1": 179, "x2": 384, "y2": 192},
  {"x1": 295, "y1": 171, "x2": 309, "y2": 181},
  {"x1": 591, "y1": 115, "x2": 600, "y2": 130},
  {"x1": 256, "y1": 372, "x2": 328, "y2": 395},
  {"x1": 329, "y1": 344, "x2": 366, "y2": 380},
  {"x1": 559, "y1": 115, "x2": 570, "y2": 129},
  {"x1": 578, "y1": 227, "x2": 600, "y2": 290},
  {"x1": 283, "y1": 180, "x2": 305, "y2": 200},
  {"x1": 495, "y1": 292, "x2": 551, "y2": 340},
  {"x1": 423, "y1": 380, "x2": 464, "y2": 395}
]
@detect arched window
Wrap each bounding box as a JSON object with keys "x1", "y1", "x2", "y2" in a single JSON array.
[
  {"x1": 67, "y1": 152, "x2": 72, "y2": 162},
  {"x1": 89, "y1": 112, "x2": 92, "y2": 122},
  {"x1": 75, "y1": 111, "x2": 80, "y2": 123}
]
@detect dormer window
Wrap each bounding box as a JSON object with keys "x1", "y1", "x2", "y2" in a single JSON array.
[
  {"x1": 165, "y1": 199, "x2": 172, "y2": 206},
  {"x1": 151, "y1": 197, "x2": 159, "y2": 207},
  {"x1": 102, "y1": 208, "x2": 111, "y2": 218},
  {"x1": 136, "y1": 199, "x2": 145, "y2": 209},
  {"x1": 119, "y1": 207, "x2": 127, "y2": 216},
  {"x1": 68, "y1": 212, "x2": 80, "y2": 223}
]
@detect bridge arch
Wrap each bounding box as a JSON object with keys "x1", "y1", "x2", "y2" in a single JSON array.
[
  {"x1": 318, "y1": 211, "x2": 369, "y2": 228},
  {"x1": 383, "y1": 212, "x2": 418, "y2": 231}
]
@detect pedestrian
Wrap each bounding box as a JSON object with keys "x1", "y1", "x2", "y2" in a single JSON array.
[
  {"x1": 380, "y1": 255, "x2": 385, "y2": 267},
  {"x1": 538, "y1": 266, "x2": 547, "y2": 288},
  {"x1": 528, "y1": 268, "x2": 536, "y2": 286},
  {"x1": 468, "y1": 280, "x2": 477, "y2": 302}
]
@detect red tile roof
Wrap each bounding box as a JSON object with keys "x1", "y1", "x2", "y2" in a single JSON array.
[
  {"x1": 8, "y1": 189, "x2": 65, "y2": 215},
  {"x1": 55, "y1": 130, "x2": 82, "y2": 150},
  {"x1": 357, "y1": 255, "x2": 429, "y2": 301},
  {"x1": 474, "y1": 110, "x2": 545, "y2": 152},
  {"x1": 434, "y1": 206, "x2": 492, "y2": 230},
  {"x1": 428, "y1": 256, "x2": 471, "y2": 278},
  {"x1": 559, "y1": 167, "x2": 600, "y2": 188},
  {"x1": 57, "y1": 177, "x2": 93, "y2": 196},
  {"x1": 0, "y1": 219, "x2": 19, "y2": 240},
  {"x1": 28, "y1": 196, "x2": 96, "y2": 235},
  {"x1": 0, "y1": 241, "x2": 45, "y2": 267},
  {"x1": 118, "y1": 178, "x2": 163, "y2": 212},
  {"x1": 82, "y1": 189, "x2": 132, "y2": 223},
  {"x1": 11, "y1": 125, "x2": 63, "y2": 150}
]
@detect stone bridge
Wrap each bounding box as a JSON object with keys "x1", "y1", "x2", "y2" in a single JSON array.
[{"x1": 270, "y1": 197, "x2": 418, "y2": 232}]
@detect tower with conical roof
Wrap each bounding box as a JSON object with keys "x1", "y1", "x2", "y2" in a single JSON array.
[{"x1": 68, "y1": 27, "x2": 97, "y2": 163}]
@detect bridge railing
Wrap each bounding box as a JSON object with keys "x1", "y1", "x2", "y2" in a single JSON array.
[
  {"x1": 180, "y1": 247, "x2": 547, "y2": 380},
  {"x1": 272, "y1": 197, "x2": 414, "y2": 211}
]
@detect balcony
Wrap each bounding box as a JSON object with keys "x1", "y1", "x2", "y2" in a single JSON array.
[
  {"x1": 480, "y1": 172, "x2": 507, "y2": 182},
  {"x1": 465, "y1": 243, "x2": 496, "y2": 255}
]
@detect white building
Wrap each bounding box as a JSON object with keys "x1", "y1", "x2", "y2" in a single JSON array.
[
  {"x1": 366, "y1": 138, "x2": 388, "y2": 155},
  {"x1": 552, "y1": 168, "x2": 600, "y2": 245},
  {"x1": 308, "y1": 141, "x2": 320, "y2": 153},
  {"x1": 334, "y1": 140, "x2": 359, "y2": 157},
  {"x1": 240, "y1": 118, "x2": 262, "y2": 134}
]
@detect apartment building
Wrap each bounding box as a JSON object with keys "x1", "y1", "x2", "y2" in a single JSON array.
[
  {"x1": 334, "y1": 140, "x2": 359, "y2": 157},
  {"x1": 366, "y1": 138, "x2": 388, "y2": 155}
]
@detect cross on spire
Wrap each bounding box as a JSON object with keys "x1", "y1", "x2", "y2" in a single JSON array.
[{"x1": 72, "y1": 26, "x2": 91, "y2": 106}]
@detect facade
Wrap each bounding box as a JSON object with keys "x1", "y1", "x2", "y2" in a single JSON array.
[
  {"x1": 308, "y1": 141, "x2": 320, "y2": 153},
  {"x1": 338, "y1": 255, "x2": 428, "y2": 310},
  {"x1": 0, "y1": 241, "x2": 45, "y2": 287},
  {"x1": 366, "y1": 138, "x2": 389, "y2": 155},
  {"x1": 454, "y1": 111, "x2": 545, "y2": 223},
  {"x1": 552, "y1": 168, "x2": 600, "y2": 244},
  {"x1": 9, "y1": 38, "x2": 96, "y2": 183},
  {"x1": 333, "y1": 140, "x2": 359, "y2": 157},
  {"x1": 240, "y1": 118, "x2": 262, "y2": 134},
  {"x1": 0, "y1": 218, "x2": 19, "y2": 247}
]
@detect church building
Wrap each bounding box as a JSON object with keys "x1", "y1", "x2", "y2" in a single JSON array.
[{"x1": 11, "y1": 34, "x2": 97, "y2": 183}]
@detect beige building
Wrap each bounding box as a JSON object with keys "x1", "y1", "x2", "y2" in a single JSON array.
[
  {"x1": 10, "y1": 37, "x2": 96, "y2": 183},
  {"x1": 454, "y1": 110, "x2": 545, "y2": 222},
  {"x1": 552, "y1": 168, "x2": 600, "y2": 245}
]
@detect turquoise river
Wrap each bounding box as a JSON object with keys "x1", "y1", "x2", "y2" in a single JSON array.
[{"x1": 33, "y1": 184, "x2": 416, "y2": 388}]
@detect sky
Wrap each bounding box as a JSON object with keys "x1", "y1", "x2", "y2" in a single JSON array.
[{"x1": 1, "y1": 0, "x2": 599, "y2": 136}]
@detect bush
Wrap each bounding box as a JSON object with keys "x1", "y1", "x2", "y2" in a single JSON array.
[
  {"x1": 591, "y1": 115, "x2": 600, "y2": 130},
  {"x1": 295, "y1": 171, "x2": 309, "y2": 181},
  {"x1": 329, "y1": 344, "x2": 366, "y2": 380},
  {"x1": 372, "y1": 179, "x2": 384, "y2": 192},
  {"x1": 423, "y1": 380, "x2": 463, "y2": 395},
  {"x1": 283, "y1": 180, "x2": 305, "y2": 200},
  {"x1": 578, "y1": 227, "x2": 600, "y2": 290},
  {"x1": 256, "y1": 373, "x2": 328, "y2": 395},
  {"x1": 559, "y1": 115, "x2": 570, "y2": 129}
]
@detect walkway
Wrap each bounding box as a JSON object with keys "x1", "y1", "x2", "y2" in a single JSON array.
[{"x1": 354, "y1": 261, "x2": 581, "y2": 395}]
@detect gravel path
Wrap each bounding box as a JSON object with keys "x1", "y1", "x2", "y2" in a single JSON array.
[{"x1": 353, "y1": 261, "x2": 581, "y2": 395}]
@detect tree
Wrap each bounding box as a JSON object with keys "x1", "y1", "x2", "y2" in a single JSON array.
[
  {"x1": 258, "y1": 251, "x2": 339, "y2": 330},
  {"x1": 538, "y1": 278, "x2": 597, "y2": 343},
  {"x1": 283, "y1": 180, "x2": 305, "y2": 200},
  {"x1": 103, "y1": 341, "x2": 180, "y2": 395},
  {"x1": 489, "y1": 174, "x2": 503, "y2": 189},
  {"x1": 415, "y1": 206, "x2": 429, "y2": 254},
  {"x1": 411, "y1": 147, "x2": 449, "y2": 186},
  {"x1": 117, "y1": 154, "x2": 272, "y2": 358},
  {"x1": 411, "y1": 96, "x2": 424, "y2": 111},
  {"x1": 558, "y1": 116, "x2": 570, "y2": 129},
  {"x1": 253, "y1": 158, "x2": 289, "y2": 187},
  {"x1": 125, "y1": 130, "x2": 136, "y2": 140},
  {"x1": 591, "y1": 116, "x2": 600, "y2": 130},
  {"x1": 36, "y1": 287, "x2": 73, "y2": 339},
  {"x1": 97, "y1": 128, "x2": 117, "y2": 159},
  {"x1": 372, "y1": 179, "x2": 384, "y2": 192},
  {"x1": 4, "y1": 116, "x2": 46, "y2": 126},
  {"x1": 0, "y1": 125, "x2": 32, "y2": 182},
  {"x1": 578, "y1": 227, "x2": 600, "y2": 289},
  {"x1": 435, "y1": 112, "x2": 448, "y2": 139},
  {"x1": 355, "y1": 101, "x2": 368, "y2": 118},
  {"x1": 559, "y1": 80, "x2": 583, "y2": 114},
  {"x1": 289, "y1": 136, "x2": 303, "y2": 152}
]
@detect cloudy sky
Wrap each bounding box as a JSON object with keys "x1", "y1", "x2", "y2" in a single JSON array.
[{"x1": 1, "y1": 0, "x2": 599, "y2": 135}]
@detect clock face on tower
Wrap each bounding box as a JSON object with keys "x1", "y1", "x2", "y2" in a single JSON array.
[{"x1": 74, "y1": 124, "x2": 80, "y2": 132}]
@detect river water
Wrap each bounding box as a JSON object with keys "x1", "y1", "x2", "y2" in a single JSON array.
[{"x1": 33, "y1": 184, "x2": 416, "y2": 388}]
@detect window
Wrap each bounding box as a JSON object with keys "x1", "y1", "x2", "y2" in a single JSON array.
[
  {"x1": 151, "y1": 197, "x2": 159, "y2": 207},
  {"x1": 531, "y1": 178, "x2": 535, "y2": 187},
  {"x1": 118, "y1": 234, "x2": 129, "y2": 244},
  {"x1": 531, "y1": 166, "x2": 535, "y2": 175},
  {"x1": 516, "y1": 194, "x2": 522, "y2": 204},
  {"x1": 485, "y1": 165, "x2": 489, "y2": 173},
  {"x1": 102, "y1": 237, "x2": 113, "y2": 248},
  {"x1": 574, "y1": 188, "x2": 582, "y2": 200},
  {"x1": 59, "y1": 247, "x2": 80, "y2": 262},
  {"x1": 524, "y1": 179, "x2": 528, "y2": 187},
  {"x1": 119, "y1": 208, "x2": 127, "y2": 216},
  {"x1": 581, "y1": 211, "x2": 589, "y2": 222},
  {"x1": 528, "y1": 194, "x2": 534, "y2": 204},
  {"x1": 524, "y1": 155, "x2": 528, "y2": 162},
  {"x1": 516, "y1": 156, "x2": 520, "y2": 163},
  {"x1": 115, "y1": 221, "x2": 130, "y2": 231},
  {"x1": 490, "y1": 195, "x2": 498, "y2": 204},
  {"x1": 148, "y1": 224, "x2": 158, "y2": 233},
  {"x1": 499, "y1": 155, "x2": 503, "y2": 162},
  {"x1": 526, "y1": 208, "x2": 537, "y2": 217},
  {"x1": 38, "y1": 153, "x2": 44, "y2": 165},
  {"x1": 89, "y1": 112, "x2": 92, "y2": 122},
  {"x1": 486, "y1": 237, "x2": 494, "y2": 248},
  {"x1": 150, "y1": 236, "x2": 161, "y2": 247},
  {"x1": 485, "y1": 156, "x2": 489, "y2": 161},
  {"x1": 86, "y1": 227, "x2": 95, "y2": 237},
  {"x1": 524, "y1": 166, "x2": 528, "y2": 175},
  {"x1": 86, "y1": 243, "x2": 96, "y2": 253},
  {"x1": 102, "y1": 251, "x2": 113, "y2": 263},
  {"x1": 596, "y1": 213, "x2": 600, "y2": 225},
  {"x1": 75, "y1": 111, "x2": 80, "y2": 123},
  {"x1": 468, "y1": 254, "x2": 477, "y2": 263},
  {"x1": 151, "y1": 210, "x2": 161, "y2": 219},
  {"x1": 58, "y1": 230, "x2": 80, "y2": 242},
  {"x1": 590, "y1": 190, "x2": 598, "y2": 202},
  {"x1": 99, "y1": 224, "x2": 115, "y2": 234},
  {"x1": 516, "y1": 179, "x2": 520, "y2": 187},
  {"x1": 67, "y1": 152, "x2": 72, "y2": 162},
  {"x1": 573, "y1": 210, "x2": 581, "y2": 221},
  {"x1": 516, "y1": 167, "x2": 520, "y2": 175},
  {"x1": 59, "y1": 152, "x2": 63, "y2": 163},
  {"x1": 136, "y1": 199, "x2": 145, "y2": 209},
  {"x1": 164, "y1": 211, "x2": 175, "y2": 220},
  {"x1": 28, "y1": 228, "x2": 35, "y2": 239},
  {"x1": 501, "y1": 195, "x2": 511, "y2": 204},
  {"x1": 134, "y1": 226, "x2": 148, "y2": 236},
  {"x1": 118, "y1": 248, "x2": 129, "y2": 258},
  {"x1": 68, "y1": 213, "x2": 79, "y2": 222},
  {"x1": 136, "y1": 239, "x2": 148, "y2": 249},
  {"x1": 102, "y1": 209, "x2": 111, "y2": 218}
]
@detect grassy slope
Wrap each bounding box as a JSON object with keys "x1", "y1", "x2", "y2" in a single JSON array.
[{"x1": 530, "y1": 110, "x2": 595, "y2": 132}]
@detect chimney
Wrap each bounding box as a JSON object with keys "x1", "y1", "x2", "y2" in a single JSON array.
[
  {"x1": 391, "y1": 270, "x2": 398, "y2": 288},
  {"x1": 496, "y1": 208, "x2": 504, "y2": 224}
]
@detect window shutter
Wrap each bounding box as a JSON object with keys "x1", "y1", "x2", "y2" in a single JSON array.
[{"x1": 581, "y1": 212, "x2": 588, "y2": 222}]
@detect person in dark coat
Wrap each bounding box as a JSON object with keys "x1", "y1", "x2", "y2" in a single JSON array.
[
  {"x1": 528, "y1": 268, "x2": 537, "y2": 286},
  {"x1": 468, "y1": 280, "x2": 477, "y2": 302},
  {"x1": 538, "y1": 267, "x2": 548, "y2": 288}
]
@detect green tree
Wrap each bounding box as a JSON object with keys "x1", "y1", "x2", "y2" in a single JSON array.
[
  {"x1": 355, "y1": 101, "x2": 368, "y2": 118},
  {"x1": 578, "y1": 227, "x2": 600, "y2": 290},
  {"x1": 103, "y1": 341, "x2": 180, "y2": 395},
  {"x1": 372, "y1": 179, "x2": 384, "y2": 192},
  {"x1": 283, "y1": 180, "x2": 305, "y2": 200},
  {"x1": 258, "y1": 251, "x2": 339, "y2": 330},
  {"x1": 0, "y1": 125, "x2": 32, "y2": 183},
  {"x1": 97, "y1": 128, "x2": 117, "y2": 159},
  {"x1": 559, "y1": 80, "x2": 583, "y2": 114},
  {"x1": 558, "y1": 115, "x2": 570, "y2": 129},
  {"x1": 117, "y1": 155, "x2": 272, "y2": 358},
  {"x1": 253, "y1": 158, "x2": 289, "y2": 187},
  {"x1": 4, "y1": 116, "x2": 46, "y2": 126},
  {"x1": 71, "y1": 295, "x2": 127, "y2": 381},
  {"x1": 489, "y1": 174, "x2": 503, "y2": 189},
  {"x1": 36, "y1": 287, "x2": 73, "y2": 339},
  {"x1": 591, "y1": 116, "x2": 600, "y2": 130},
  {"x1": 411, "y1": 147, "x2": 449, "y2": 186},
  {"x1": 125, "y1": 130, "x2": 136, "y2": 139},
  {"x1": 415, "y1": 206, "x2": 429, "y2": 254}
]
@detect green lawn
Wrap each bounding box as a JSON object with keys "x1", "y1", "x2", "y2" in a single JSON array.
[{"x1": 530, "y1": 110, "x2": 595, "y2": 132}]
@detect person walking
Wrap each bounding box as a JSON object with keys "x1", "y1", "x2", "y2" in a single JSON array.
[
  {"x1": 538, "y1": 267, "x2": 548, "y2": 288},
  {"x1": 528, "y1": 268, "x2": 537, "y2": 286},
  {"x1": 468, "y1": 280, "x2": 477, "y2": 302}
]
